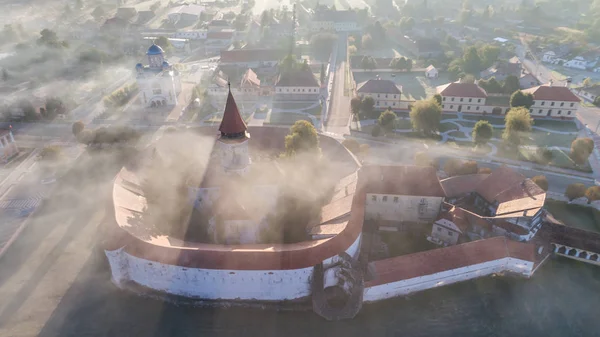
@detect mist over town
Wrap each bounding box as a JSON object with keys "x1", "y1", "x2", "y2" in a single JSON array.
[{"x1": 1, "y1": 0, "x2": 600, "y2": 336}]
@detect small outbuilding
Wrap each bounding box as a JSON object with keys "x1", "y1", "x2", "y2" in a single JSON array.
[{"x1": 425, "y1": 65, "x2": 438, "y2": 79}]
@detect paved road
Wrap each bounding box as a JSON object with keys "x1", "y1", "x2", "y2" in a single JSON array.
[{"x1": 324, "y1": 33, "x2": 351, "y2": 134}]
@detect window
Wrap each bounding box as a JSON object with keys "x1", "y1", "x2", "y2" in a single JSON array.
[
  {"x1": 393, "y1": 197, "x2": 399, "y2": 203},
  {"x1": 469, "y1": 98, "x2": 472, "y2": 102},
  {"x1": 286, "y1": 89, "x2": 289, "y2": 92},
  {"x1": 448, "y1": 231, "x2": 453, "y2": 236},
  {"x1": 551, "y1": 102, "x2": 555, "y2": 106},
  {"x1": 437, "y1": 227, "x2": 442, "y2": 232},
  {"x1": 302, "y1": 89, "x2": 305, "y2": 92},
  {"x1": 539, "y1": 109, "x2": 542, "y2": 113},
  {"x1": 476, "y1": 106, "x2": 480, "y2": 111},
  {"x1": 443, "y1": 97, "x2": 446, "y2": 101},
  {"x1": 451, "y1": 97, "x2": 455, "y2": 102},
  {"x1": 560, "y1": 102, "x2": 564, "y2": 107},
  {"x1": 467, "y1": 106, "x2": 470, "y2": 110},
  {"x1": 529, "y1": 109, "x2": 533, "y2": 113},
  {"x1": 571, "y1": 102, "x2": 575, "y2": 107},
  {"x1": 386, "y1": 94, "x2": 388, "y2": 98},
  {"x1": 377, "y1": 94, "x2": 380, "y2": 98},
  {"x1": 394, "y1": 95, "x2": 397, "y2": 99},
  {"x1": 568, "y1": 111, "x2": 572, "y2": 115},
  {"x1": 393, "y1": 102, "x2": 396, "y2": 106},
  {"x1": 558, "y1": 110, "x2": 561, "y2": 115},
  {"x1": 541, "y1": 101, "x2": 545, "y2": 106},
  {"x1": 548, "y1": 109, "x2": 551, "y2": 114},
  {"x1": 450, "y1": 105, "x2": 454, "y2": 109},
  {"x1": 478, "y1": 99, "x2": 481, "y2": 103},
  {"x1": 382, "y1": 196, "x2": 388, "y2": 202},
  {"x1": 371, "y1": 195, "x2": 376, "y2": 202}
]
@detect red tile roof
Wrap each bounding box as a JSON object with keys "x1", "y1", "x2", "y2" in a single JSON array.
[
  {"x1": 440, "y1": 174, "x2": 489, "y2": 198},
  {"x1": 366, "y1": 236, "x2": 536, "y2": 287},
  {"x1": 357, "y1": 79, "x2": 401, "y2": 95},
  {"x1": 240, "y1": 68, "x2": 260, "y2": 87},
  {"x1": 475, "y1": 166, "x2": 525, "y2": 203},
  {"x1": 436, "y1": 82, "x2": 488, "y2": 98},
  {"x1": 359, "y1": 165, "x2": 446, "y2": 197},
  {"x1": 522, "y1": 84, "x2": 580, "y2": 102},
  {"x1": 275, "y1": 68, "x2": 319, "y2": 87},
  {"x1": 219, "y1": 90, "x2": 247, "y2": 136}
]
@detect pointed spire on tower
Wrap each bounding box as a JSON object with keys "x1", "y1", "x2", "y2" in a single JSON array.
[{"x1": 219, "y1": 85, "x2": 247, "y2": 139}]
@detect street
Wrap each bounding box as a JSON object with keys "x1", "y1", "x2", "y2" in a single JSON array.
[{"x1": 324, "y1": 33, "x2": 351, "y2": 134}]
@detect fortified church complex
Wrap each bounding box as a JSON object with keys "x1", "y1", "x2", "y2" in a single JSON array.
[{"x1": 100, "y1": 87, "x2": 597, "y2": 320}]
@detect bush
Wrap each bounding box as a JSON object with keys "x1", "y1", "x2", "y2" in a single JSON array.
[
  {"x1": 478, "y1": 167, "x2": 492, "y2": 174},
  {"x1": 585, "y1": 186, "x2": 600, "y2": 203},
  {"x1": 39, "y1": 145, "x2": 63, "y2": 161},
  {"x1": 570, "y1": 138, "x2": 594, "y2": 165},
  {"x1": 371, "y1": 124, "x2": 382, "y2": 137},
  {"x1": 565, "y1": 183, "x2": 587, "y2": 201},
  {"x1": 531, "y1": 175, "x2": 548, "y2": 191},
  {"x1": 535, "y1": 146, "x2": 553, "y2": 165},
  {"x1": 444, "y1": 158, "x2": 478, "y2": 176},
  {"x1": 72, "y1": 121, "x2": 85, "y2": 136}
]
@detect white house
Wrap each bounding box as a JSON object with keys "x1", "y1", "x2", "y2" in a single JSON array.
[
  {"x1": 574, "y1": 84, "x2": 600, "y2": 103},
  {"x1": 274, "y1": 67, "x2": 321, "y2": 102},
  {"x1": 428, "y1": 218, "x2": 463, "y2": 246},
  {"x1": 425, "y1": 65, "x2": 438, "y2": 79},
  {"x1": 173, "y1": 30, "x2": 207, "y2": 40},
  {"x1": 167, "y1": 4, "x2": 204, "y2": 24},
  {"x1": 523, "y1": 83, "x2": 580, "y2": 118},
  {"x1": 356, "y1": 79, "x2": 407, "y2": 110},
  {"x1": 564, "y1": 56, "x2": 587, "y2": 70}
]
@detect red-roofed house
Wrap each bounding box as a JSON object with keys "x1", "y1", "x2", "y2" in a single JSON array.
[
  {"x1": 357, "y1": 79, "x2": 409, "y2": 110},
  {"x1": 436, "y1": 81, "x2": 511, "y2": 115},
  {"x1": 522, "y1": 83, "x2": 580, "y2": 118},
  {"x1": 274, "y1": 67, "x2": 321, "y2": 101}
]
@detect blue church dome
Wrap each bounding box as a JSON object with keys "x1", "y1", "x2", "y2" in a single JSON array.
[
  {"x1": 147, "y1": 44, "x2": 164, "y2": 55},
  {"x1": 135, "y1": 63, "x2": 143, "y2": 69}
]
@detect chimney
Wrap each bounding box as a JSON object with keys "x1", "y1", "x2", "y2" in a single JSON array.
[{"x1": 549, "y1": 79, "x2": 553, "y2": 86}]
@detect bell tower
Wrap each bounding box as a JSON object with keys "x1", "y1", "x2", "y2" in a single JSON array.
[{"x1": 218, "y1": 83, "x2": 251, "y2": 175}]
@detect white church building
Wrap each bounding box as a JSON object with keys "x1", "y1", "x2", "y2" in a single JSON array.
[{"x1": 135, "y1": 44, "x2": 182, "y2": 108}]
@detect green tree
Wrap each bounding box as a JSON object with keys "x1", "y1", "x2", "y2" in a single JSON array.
[
  {"x1": 72, "y1": 121, "x2": 85, "y2": 136},
  {"x1": 362, "y1": 33, "x2": 374, "y2": 50},
  {"x1": 279, "y1": 54, "x2": 299, "y2": 74},
  {"x1": 462, "y1": 46, "x2": 482, "y2": 74},
  {"x1": 404, "y1": 58, "x2": 413, "y2": 71},
  {"x1": 585, "y1": 186, "x2": 600, "y2": 203},
  {"x1": 432, "y1": 94, "x2": 442, "y2": 106},
  {"x1": 503, "y1": 75, "x2": 521, "y2": 95},
  {"x1": 510, "y1": 90, "x2": 535, "y2": 109},
  {"x1": 37, "y1": 28, "x2": 63, "y2": 48},
  {"x1": 361, "y1": 96, "x2": 375, "y2": 118},
  {"x1": 378, "y1": 109, "x2": 397, "y2": 133},
  {"x1": 350, "y1": 97, "x2": 362, "y2": 119},
  {"x1": 45, "y1": 97, "x2": 66, "y2": 119},
  {"x1": 594, "y1": 96, "x2": 600, "y2": 107},
  {"x1": 310, "y1": 32, "x2": 337, "y2": 62},
  {"x1": 503, "y1": 107, "x2": 533, "y2": 147},
  {"x1": 479, "y1": 77, "x2": 503, "y2": 93},
  {"x1": 472, "y1": 120, "x2": 493, "y2": 145},
  {"x1": 461, "y1": 74, "x2": 476, "y2": 84},
  {"x1": 17, "y1": 99, "x2": 37, "y2": 121},
  {"x1": 39, "y1": 145, "x2": 64, "y2": 162},
  {"x1": 409, "y1": 99, "x2": 442, "y2": 136},
  {"x1": 154, "y1": 36, "x2": 173, "y2": 54},
  {"x1": 284, "y1": 120, "x2": 320, "y2": 156},
  {"x1": 570, "y1": 138, "x2": 595, "y2": 165},
  {"x1": 583, "y1": 77, "x2": 593, "y2": 87},
  {"x1": 531, "y1": 175, "x2": 548, "y2": 191},
  {"x1": 565, "y1": 183, "x2": 587, "y2": 201},
  {"x1": 479, "y1": 44, "x2": 501, "y2": 67},
  {"x1": 361, "y1": 55, "x2": 376, "y2": 71}
]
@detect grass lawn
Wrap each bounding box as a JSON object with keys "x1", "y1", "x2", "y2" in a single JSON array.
[
  {"x1": 493, "y1": 142, "x2": 593, "y2": 172},
  {"x1": 441, "y1": 113, "x2": 459, "y2": 120},
  {"x1": 532, "y1": 119, "x2": 579, "y2": 132},
  {"x1": 395, "y1": 118, "x2": 413, "y2": 130},
  {"x1": 440, "y1": 122, "x2": 459, "y2": 132},
  {"x1": 528, "y1": 130, "x2": 577, "y2": 148},
  {"x1": 447, "y1": 130, "x2": 467, "y2": 138},
  {"x1": 266, "y1": 112, "x2": 312, "y2": 125},
  {"x1": 272, "y1": 102, "x2": 317, "y2": 111},
  {"x1": 544, "y1": 200, "x2": 600, "y2": 233},
  {"x1": 462, "y1": 115, "x2": 505, "y2": 125}
]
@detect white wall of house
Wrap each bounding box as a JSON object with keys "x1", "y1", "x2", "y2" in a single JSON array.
[
  {"x1": 311, "y1": 21, "x2": 335, "y2": 31},
  {"x1": 575, "y1": 89, "x2": 598, "y2": 102},
  {"x1": 425, "y1": 68, "x2": 438, "y2": 78},
  {"x1": 276, "y1": 86, "x2": 320, "y2": 94},
  {"x1": 358, "y1": 92, "x2": 405, "y2": 109},
  {"x1": 105, "y1": 233, "x2": 362, "y2": 301},
  {"x1": 334, "y1": 22, "x2": 359, "y2": 32},
  {"x1": 564, "y1": 57, "x2": 587, "y2": 70},
  {"x1": 431, "y1": 220, "x2": 461, "y2": 246},
  {"x1": 529, "y1": 100, "x2": 579, "y2": 118},
  {"x1": 173, "y1": 30, "x2": 207, "y2": 40},
  {"x1": 365, "y1": 194, "x2": 443, "y2": 223},
  {"x1": 362, "y1": 257, "x2": 534, "y2": 302}
]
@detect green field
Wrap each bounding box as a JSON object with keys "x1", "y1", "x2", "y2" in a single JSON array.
[
  {"x1": 532, "y1": 119, "x2": 579, "y2": 132},
  {"x1": 545, "y1": 200, "x2": 600, "y2": 233}
]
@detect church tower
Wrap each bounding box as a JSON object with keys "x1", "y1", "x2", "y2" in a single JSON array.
[{"x1": 218, "y1": 84, "x2": 251, "y2": 175}]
